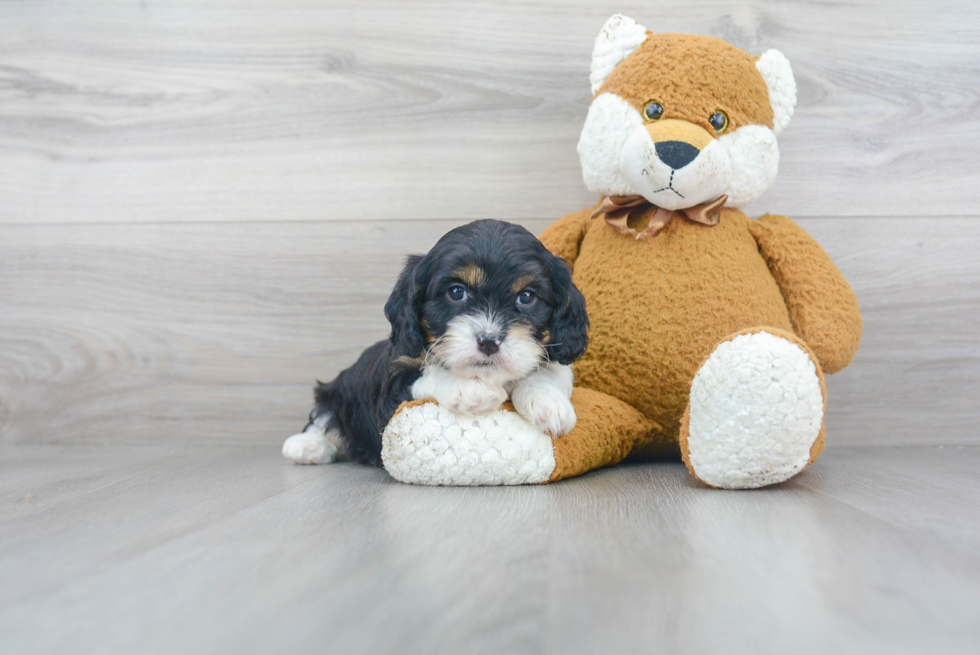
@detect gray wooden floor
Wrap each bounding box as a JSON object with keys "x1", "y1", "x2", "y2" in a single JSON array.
[{"x1": 2, "y1": 444, "x2": 979, "y2": 654}]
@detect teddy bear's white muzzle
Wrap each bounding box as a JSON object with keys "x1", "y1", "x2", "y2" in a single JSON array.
[{"x1": 619, "y1": 125, "x2": 731, "y2": 211}]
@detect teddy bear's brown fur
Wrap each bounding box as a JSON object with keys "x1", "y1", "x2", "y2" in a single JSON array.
[
  {"x1": 534, "y1": 31, "x2": 862, "y2": 483},
  {"x1": 540, "y1": 207, "x2": 859, "y2": 481}
]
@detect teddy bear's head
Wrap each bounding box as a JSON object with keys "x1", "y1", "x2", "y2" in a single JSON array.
[{"x1": 578, "y1": 14, "x2": 797, "y2": 210}]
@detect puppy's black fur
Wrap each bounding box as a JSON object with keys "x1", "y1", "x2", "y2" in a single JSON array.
[{"x1": 302, "y1": 219, "x2": 589, "y2": 466}]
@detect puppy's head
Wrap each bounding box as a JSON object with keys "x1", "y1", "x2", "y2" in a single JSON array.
[{"x1": 384, "y1": 220, "x2": 588, "y2": 382}]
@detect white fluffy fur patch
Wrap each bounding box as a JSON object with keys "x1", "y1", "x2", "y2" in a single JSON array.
[
  {"x1": 755, "y1": 50, "x2": 797, "y2": 136},
  {"x1": 512, "y1": 363, "x2": 576, "y2": 436},
  {"x1": 411, "y1": 365, "x2": 509, "y2": 416},
  {"x1": 716, "y1": 125, "x2": 779, "y2": 208},
  {"x1": 687, "y1": 332, "x2": 824, "y2": 489},
  {"x1": 282, "y1": 425, "x2": 343, "y2": 465},
  {"x1": 578, "y1": 93, "x2": 644, "y2": 197},
  {"x1": 590, "y1": 14, "x2": 648, "y2": 95},
  {"x1": 382, "y1": 402, "x2": 556, "y2": 486}
]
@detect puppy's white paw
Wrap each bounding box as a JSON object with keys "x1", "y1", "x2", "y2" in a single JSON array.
[
  {"x1": 512, "y1": 385, "x2": 577, "y2": 436},
  {"x1": 282, "y1": 428, "x2": 340, "y2": 465},
  {"x1": 447, "y1": 378, "x2": 508, "y2": 416}
]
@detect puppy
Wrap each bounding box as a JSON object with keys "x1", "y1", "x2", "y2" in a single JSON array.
[{"x1": 282, "y1": 219, "x2": 589, "y2": 466}]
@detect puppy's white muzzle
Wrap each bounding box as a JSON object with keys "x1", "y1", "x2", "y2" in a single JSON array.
[{"x1": 430, "y1": 312, "x2": 544, "y2": 384}]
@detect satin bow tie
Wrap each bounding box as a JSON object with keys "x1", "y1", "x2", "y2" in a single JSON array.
[{"x1": 590, "y1": 194, "x2": 728, "y2": 240}]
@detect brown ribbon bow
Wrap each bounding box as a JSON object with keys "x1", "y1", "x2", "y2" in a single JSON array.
[{"x1": 590, "y1": 194, "x2": 728, "y2": 240}]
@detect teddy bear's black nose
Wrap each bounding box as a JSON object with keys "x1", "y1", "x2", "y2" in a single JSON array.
[{"x1": 655, "y1": 141, "x2": 700, "y2": 170}]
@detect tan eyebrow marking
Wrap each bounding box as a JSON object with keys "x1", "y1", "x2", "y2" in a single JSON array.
[
  {"x1": 511, "y1": 274, "x2": 536, "y2": 294},
  {"x1": 454, "y1": 264, "x2": 486, "y2": 287}
]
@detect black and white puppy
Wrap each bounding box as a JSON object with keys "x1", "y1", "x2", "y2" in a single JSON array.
[{"x1": 282, "y1": 219, "x2": 589, "y2": 466}]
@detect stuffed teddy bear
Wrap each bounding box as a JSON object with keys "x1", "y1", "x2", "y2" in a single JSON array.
[{"x1": 381, "y1": 14, "x2": 862, "y2": 489}]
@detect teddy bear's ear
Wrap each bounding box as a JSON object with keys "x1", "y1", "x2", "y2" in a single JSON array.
[
  {"x1": 589, "y1": 14, "x2": 648, "y2": 95},
  {"x1": 755, "y1": 50, "x2": 797, "y2": 135}
]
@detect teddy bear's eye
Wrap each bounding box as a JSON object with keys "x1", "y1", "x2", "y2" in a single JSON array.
[
  {"x1": 709, "y1": 111, "x2": 728, "y2": 132},
  {"x1": 644, "y1": 102, "x2": 664, "y2": 121}
]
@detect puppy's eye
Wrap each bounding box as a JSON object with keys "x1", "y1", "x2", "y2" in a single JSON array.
[
  {"x1": 644, "y1": 102, "x2": 664, "y2": 121},
  {"x1": 447, "y1": 284, "x2": 467, "y2": 302},
  {"x1": 517, "y1": 289, "x2": 536, "y2": 306},
  {"x1": 709, "y1": 111, "x2": 728, "y2": 132}
]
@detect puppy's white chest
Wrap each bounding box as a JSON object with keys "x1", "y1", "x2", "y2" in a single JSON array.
[
  {"x1": 410, "y1": 365, "x2": 508, "y2": 417},
  {"x1": 411, "y1": 362, "x2": 577, "y2": 437}
]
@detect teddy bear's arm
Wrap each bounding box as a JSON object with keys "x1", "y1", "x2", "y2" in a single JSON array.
[
  {"x1": 538, "y1": 208, "x2": 592, "y2": 268},
  {"x1": 748, "y1": 214, "x2": 862, "y2": 374},
  {"x1": 381, "y1": 388, "x2": 658, "y2": 485}
]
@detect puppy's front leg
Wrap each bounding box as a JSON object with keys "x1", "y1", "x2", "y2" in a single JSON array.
[
  {"x1": 411, "y1": 366, "x2": 507, "y2": 416},
  {"x1": 512, "y1": 363, "x2": 576, "y2": 436}
]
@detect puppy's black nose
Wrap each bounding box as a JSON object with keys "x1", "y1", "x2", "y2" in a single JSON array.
[
  {"x1": 476, "y1": 333, "x2": 501, "y2": 356},
  {"x1": 655, "y1": 140, "x2": 700, "y2": 170}
]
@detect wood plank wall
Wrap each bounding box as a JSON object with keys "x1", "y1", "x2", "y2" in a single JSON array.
[{"x1": 1, "y1": 1, "x2": 978, "y2": 447}]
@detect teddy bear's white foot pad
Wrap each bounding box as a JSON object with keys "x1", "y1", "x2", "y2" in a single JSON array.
[
  {"x1": 687, "y1": 332, "x2": 824, "y2": 489},
  {"x1": 382, "y1": 402, "x2": 556, "y2": 486}
]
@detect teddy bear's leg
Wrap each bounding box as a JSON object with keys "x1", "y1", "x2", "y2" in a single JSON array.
[
  {"x1": 547, "y1": 387, "x2": 659, "y2": 481},
  {"x1": 679, "y1": 327, "x2": 826, "y2": 489},
  {"x1": 382, "y1": 389, "x2": 657, "y2": 486}
]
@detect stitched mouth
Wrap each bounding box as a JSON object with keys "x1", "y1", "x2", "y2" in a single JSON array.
[{"x1": 650, "y1": 169, "x2": 685, "y2": 198}]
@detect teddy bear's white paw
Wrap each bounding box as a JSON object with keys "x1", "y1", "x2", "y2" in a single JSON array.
[
  {"x1": 512, "y1": 384, "x2": 577, "y2": 436},
  {"x1": 282, "y1": 427, "x2": 342, "y2": 465},
  {"x1": 381, "y1": 402, "x2": 556, "y2": 486},
  {"x1": 686, "y1": 331, "x2": 824, "y2": 489}
]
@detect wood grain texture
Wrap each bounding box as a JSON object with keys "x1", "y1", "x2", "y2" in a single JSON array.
[
  {"x1": 1, "y1": 0, "x2": 979, "y2": 224},
  {"x1": 1, "y1": 443, "x2": 979, "y2": 654},
  {"x1": 1, "y1": 217, "x2": 977, "y2": 448}
]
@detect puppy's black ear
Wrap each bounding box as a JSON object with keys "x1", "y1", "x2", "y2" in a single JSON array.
[
  {"x1": 384, "y1": 255, "x2": 427, "y2": 357},
  {"x1": 546, "y1": 254, "x2": 589, "y2": 365}
]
